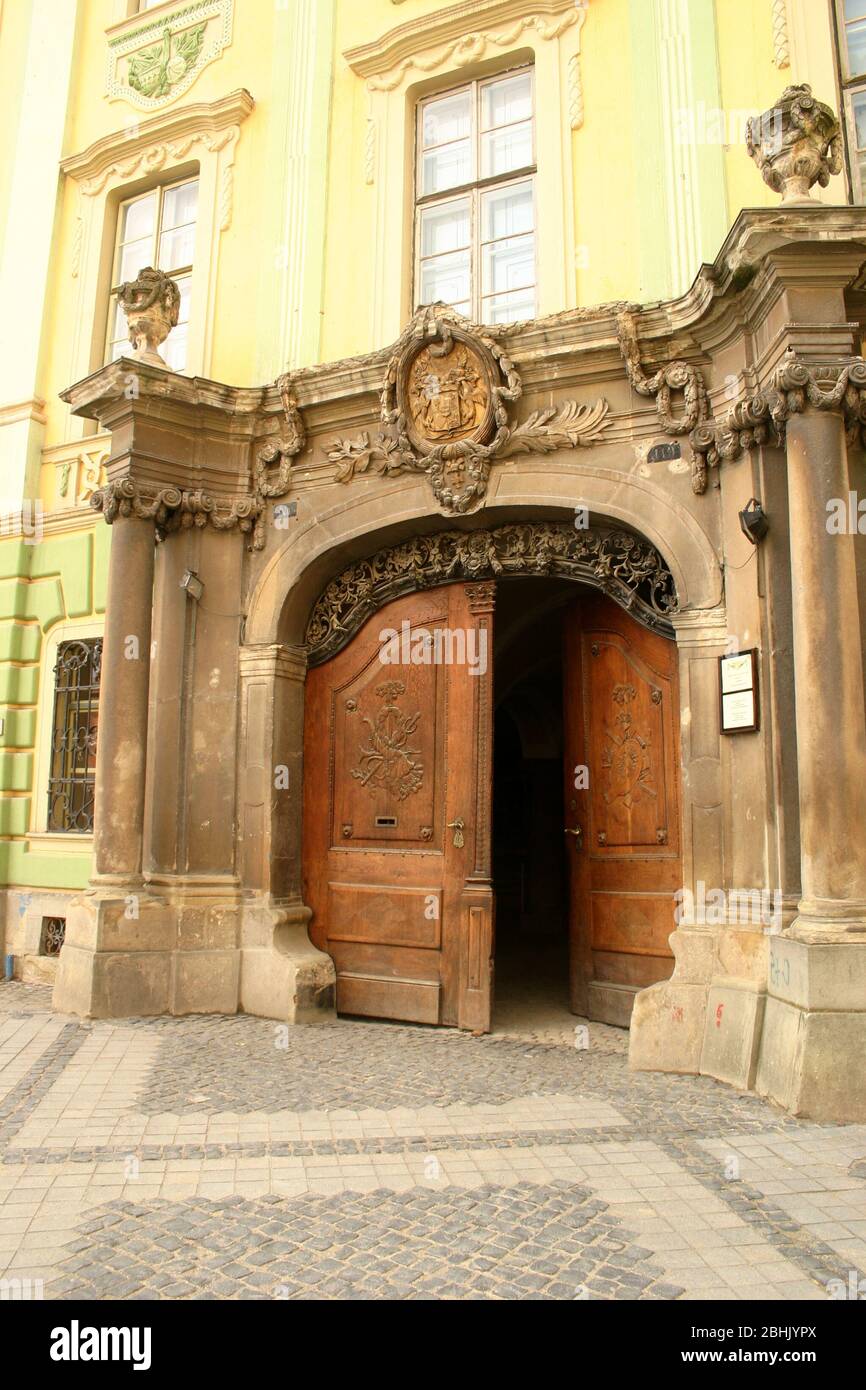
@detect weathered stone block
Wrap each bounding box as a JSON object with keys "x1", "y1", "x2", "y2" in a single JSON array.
[
  {"x1": 171, "y1": 950, "x2": 239, "y2": 1015},
  {"x1": 629, "y1": 979, "x2": 708, "y2": 1074},
  {"x1": 700, "y1": 984, "x2": 765, "y2": 1089}
]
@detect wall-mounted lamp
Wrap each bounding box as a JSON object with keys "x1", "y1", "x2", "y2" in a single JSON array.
[
  {"x1": 738, "y1": 498, "x2": 769, "y2": 545},
  {"x1": 180, "y1": 569, "x2": 204, "y2": 601}
]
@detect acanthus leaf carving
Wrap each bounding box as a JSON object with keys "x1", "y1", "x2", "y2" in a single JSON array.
[{"x1": 326, "y1": 303, "x2": 610, "y2": 514}]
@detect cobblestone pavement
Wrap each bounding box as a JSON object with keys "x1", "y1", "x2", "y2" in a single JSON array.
[{"x1": 1, "y1": 982, "x2": 865, "y2": 1301}]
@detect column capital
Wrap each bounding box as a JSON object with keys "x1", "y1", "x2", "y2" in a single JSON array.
[
  {"x1": 691, "y1": 349, "x2": 866, "y2": 489},
  {"x1": 238, "y1": 642, "x2": 308, "y2": 683},
  {"x1": 92, "y1": 476, "x2": 260, "y2": 545}
]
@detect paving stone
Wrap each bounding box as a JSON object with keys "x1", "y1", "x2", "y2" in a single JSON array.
[{"x1": 1, "y1": 983, "x2": 863, "y2": 1303}]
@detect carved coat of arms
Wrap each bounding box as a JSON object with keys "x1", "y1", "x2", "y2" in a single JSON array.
[{"x1": 326, "y1": 303, "x2": 611, "y2": 514}]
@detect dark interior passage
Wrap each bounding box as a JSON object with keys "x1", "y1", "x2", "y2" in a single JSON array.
[{"x1": 491, "y1": 579, "x2": 574, "y2": 1031}]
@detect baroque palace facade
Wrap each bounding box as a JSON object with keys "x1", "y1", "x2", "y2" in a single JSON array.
[{"x1": 1, "y1": 0, "x2": 865, "y2": 1121}]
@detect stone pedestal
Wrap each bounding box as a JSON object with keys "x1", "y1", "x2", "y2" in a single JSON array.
[
  {"x1": 237, "y1": 644, "x2": 336, "y2": 1022},
  {"x1": 756, "y1": 936, "x2": 866, "y2": 1121}
]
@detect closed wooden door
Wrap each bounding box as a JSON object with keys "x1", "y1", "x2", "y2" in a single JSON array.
[
  {"x1": 303, "y1": 582, "x2": 495, "y2": 1030},
  {"x1": 563, "y1": 595, "x2": 681, "y2": 1026}
]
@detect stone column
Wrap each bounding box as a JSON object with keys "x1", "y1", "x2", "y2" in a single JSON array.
[
  {"x1": 756, "y1": 400, "x2": 866, "y2": 1121},
  {"x1": 53, "y1": 499, "x2": 173, "y2": 1020},
  {"x1": 93, "y1": 512, "x2": 156, "y2": 881},
  {"x1": 785, "y1": 408, "x2": 866, "y2": 938}
]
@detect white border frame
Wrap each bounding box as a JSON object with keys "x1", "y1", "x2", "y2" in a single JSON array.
[{"x1": 29, "y1": 618, "x2": 104, "y2": 841}]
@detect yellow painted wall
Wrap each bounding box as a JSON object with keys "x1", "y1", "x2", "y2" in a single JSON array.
[{"x1": 3, "y1": 0, "x2": 848, "y2": 449}]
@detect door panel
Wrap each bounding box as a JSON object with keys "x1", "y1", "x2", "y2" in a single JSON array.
[
  {"x1": 563, "y1": 595, "x2": 681, "y2": 1026},
  {"x1": 303, "y1": 582, "x2": 495, "y2": 1029}
]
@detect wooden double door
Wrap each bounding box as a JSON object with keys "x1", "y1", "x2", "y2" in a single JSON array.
[{"x1": 303, "y1": 582, "x2": 680, "y2": 1030}]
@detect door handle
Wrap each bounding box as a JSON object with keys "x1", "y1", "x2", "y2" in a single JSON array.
[
  {"x1": 447, "y1": 817, "x2": 465, "y2": 848},
  {"x1": 564, "y1": 824, "x2": 584, "y2": 849}
]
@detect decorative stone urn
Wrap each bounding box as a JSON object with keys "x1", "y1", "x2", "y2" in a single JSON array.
[
  {"x1": 115, "y1": 265, "x2": 181, "y2": 369},
  {"x1": 746, "y1": 84, "x2": 842, "y2": 206}
]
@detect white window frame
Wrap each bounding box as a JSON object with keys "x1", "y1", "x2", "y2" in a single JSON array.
[
  {"x1": 413, "y1": 66, "x2": 538, "y2": 325},
  {"x1": 30, "y1": 619, "x2": 104, "y2": 843},
  {"x1": 837, "y1": 0, "x2": 866, "y2": 80},
  {"x1": 60, "y1": 90, "x2": 252, "y2": 433},
  {"x1": 835, "y1": 1, "x2": 866, "y2": 201},
  {"x1": 106, "y1": 174, "x2": 199, "y2": 371}
]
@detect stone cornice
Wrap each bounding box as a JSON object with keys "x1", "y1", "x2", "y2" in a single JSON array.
[
  {"x1": 60, "y1": 88, "x2": 254, "y2": 194},
  {"x1": 0, "y1": 397, "x2": 47, "y2": 428},
  {"x1": 60, "y1": 357, "x2": 268, "y2": 422},
  {"x1": 344, "y1": 0, "x2": 586, "y2": 89}
]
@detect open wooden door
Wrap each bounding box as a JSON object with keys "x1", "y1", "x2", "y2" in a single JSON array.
[
  {"x1": 563, "y1": 595, "x2": 681, "y2": 1026},
  {"x1": 303, "y1": 581, "x2": 495, "y2": 1030}
]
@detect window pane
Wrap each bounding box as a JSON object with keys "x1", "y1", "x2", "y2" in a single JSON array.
[
  {"x1": 847, "y1": 19, "x2": 866, "y2": 75},
  {"x1": 163, "y1": 323, "x2": 189, "y2": 373},
  {"x1": 481, "y1": 120, "x2": 532, "y2": 178},
  {"x1": 162, "y1": 180, "x2": 198, "y2": 231},
  {"x1": 119, "y1": 237, "x2": 154, "y2": 283},
  {"x1": 482, "y1": 288, "x2": 536, "y2": 325},
  {"x1": 422, "y1": 139, "x2": 471, "y2": 195},
  {"x1": 420, "y1": 198, "x2": 470, "y2": 257},
  {"x1": 176, "y1": 275, "x2": 192, "y2": 327},
  {"x1": 845, "y1": 0, "x2": 866, "y2": 19},
  {"x1": 109, "y1": 300, "x2": 128, "y2": 356},
  {"x1": 482, "y1": 233, "x2": 535, "y2": 296},
  {"x1": 120, "y1": 193, "x2": 156, "y2": 244},
  {"x1": 854, "y1": 91, "x2": 866, "y2": 150},
  {"x1": 159, "y1": 221, "x2": 196, "y2": 271},
  {"x1": 422, "y1": 90, "x2": 471, "y2": 148},
  {"x1": 481, "y1": 72, "x2": 532, "y2": 131},
  {"x1": 481, "y1": 181, "x2": 534, "y2": 242},
  {"x1": 419, "y1": 249, "x2": 471, "y2": 307},
  {"x1": 160, "y1": 276, "x2": 192, "y2": 371}
]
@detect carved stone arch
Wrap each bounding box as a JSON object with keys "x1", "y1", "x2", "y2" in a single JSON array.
[{"x1": 244, "y1": 483, "x2": 722, "y2": 653}]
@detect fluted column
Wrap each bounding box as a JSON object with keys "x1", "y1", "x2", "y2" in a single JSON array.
[{"x1": 93, "y1": 512, "x2": 156, "y2": 881}]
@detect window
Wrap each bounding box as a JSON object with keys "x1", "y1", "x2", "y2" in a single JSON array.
[
  {"x1": 415, "y1": 68, "x2": 536, "y2": 325},
  {"x1": 837, "y1": 1, "x2": 866, "y2": 200},
  {"x1": 107, "y1": 177, "x2": 198, "y2": 371},
  {"x1": 47, "y1": 639, "x2": 102, "y2": 834}
]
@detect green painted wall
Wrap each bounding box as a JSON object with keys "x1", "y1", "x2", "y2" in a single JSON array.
[{"x1": 0, "y1": 523, "x2": 107, "y2": 890}]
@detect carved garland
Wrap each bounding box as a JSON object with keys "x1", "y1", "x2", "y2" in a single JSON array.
[
  {"x1": 616, "y1": 308, "x2": 710, "y2": 484},
  {"x1": 305, "y1": 522, "x2": 679, "y2": 666},
  {"x1": 690, "y1": 350, "x2": 866, "y2": 493},
  {"x1": 252, "y1": 373, "x2": 306, "y2": 548},
  {"x1": 327, "y1": 303, "x2": 610, "y2": 514}
]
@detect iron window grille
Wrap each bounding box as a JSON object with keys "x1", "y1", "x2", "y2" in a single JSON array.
[
  {"x1": 40, "y1": 917, "x2": 66, "y2": 957},
  {"x1": 47, "y1": 638, "x2": 102, "y2": 834}
]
